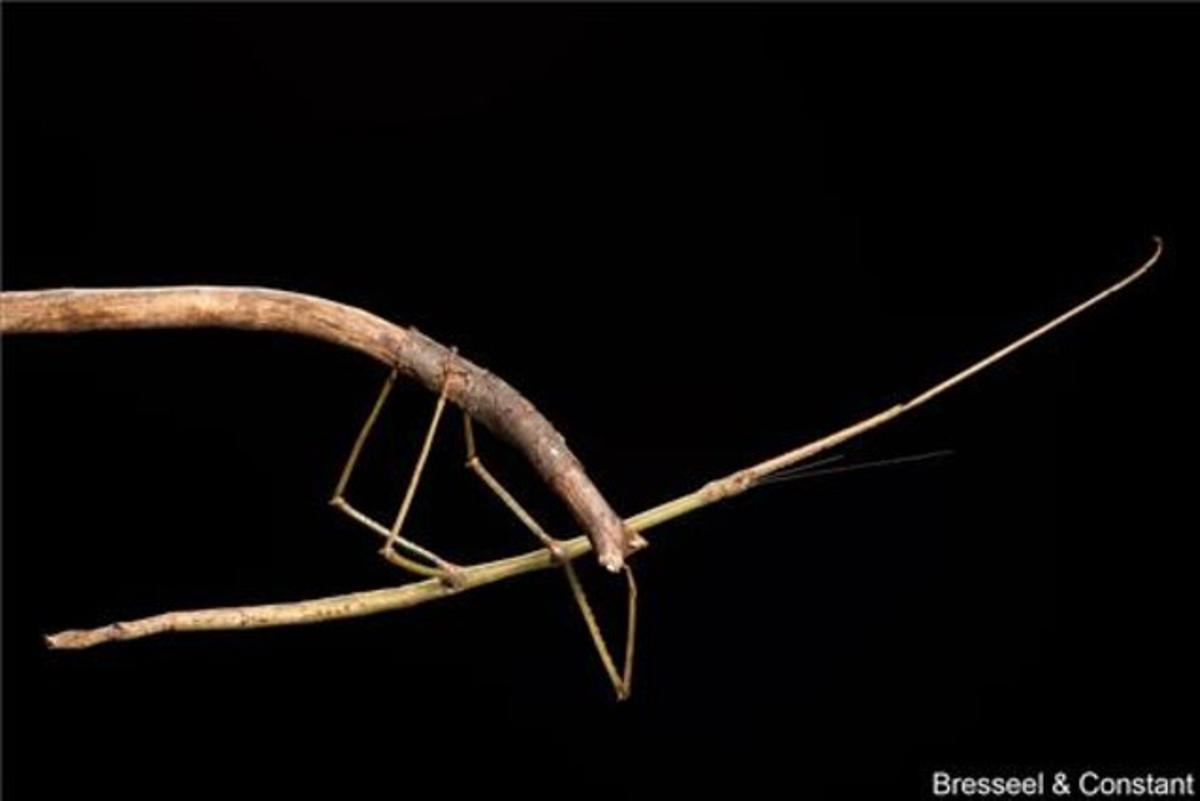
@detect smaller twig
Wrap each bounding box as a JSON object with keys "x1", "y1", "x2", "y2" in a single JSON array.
[{"x1": 42, "y1": 238, "x2": 1163, "y2": 652}]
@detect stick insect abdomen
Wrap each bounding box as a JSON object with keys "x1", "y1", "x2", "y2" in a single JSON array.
[{"x1": 0, "y1": 286, "x2": 637, "y2": 571}]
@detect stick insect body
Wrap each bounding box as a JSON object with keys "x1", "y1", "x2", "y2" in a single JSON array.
[
  {"x1": 0, "y1": 286, "x2": 640, "y2": 574},
  {"x1": 0, "y1": 239, "x2": 1163, "y2": 700}
]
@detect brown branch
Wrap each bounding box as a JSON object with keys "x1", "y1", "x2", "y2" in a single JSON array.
[
  {"x1": 6, "y1": 238, "x2": 1163, "y2": 651},
  {"x1": 0, "y1": 285, "x2": 635, "y2": 572}
]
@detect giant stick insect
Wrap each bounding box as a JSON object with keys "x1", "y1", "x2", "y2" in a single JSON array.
[{"x1": 0, "y1": 238, "x2": 1162, "y2": 700}]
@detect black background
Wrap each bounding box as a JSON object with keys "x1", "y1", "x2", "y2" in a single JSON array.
[{"x1": 3, "y1": 5, "x2": 1196, "y2": 799}]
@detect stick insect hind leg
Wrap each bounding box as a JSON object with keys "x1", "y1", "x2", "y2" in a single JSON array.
[
  {"x1": 329, "y1": 366, "x2": 464, "y2": 585},
  {"x1": 463, "y1": 412, "x2": 638, "y2": 700}
]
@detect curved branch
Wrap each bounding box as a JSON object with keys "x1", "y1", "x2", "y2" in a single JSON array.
[{"x1": 0, "y1": 286, "x2": 634, "y2": 571}]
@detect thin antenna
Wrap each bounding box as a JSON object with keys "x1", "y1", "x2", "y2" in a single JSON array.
[{"x1": 756, "y1": 449, "x2": 955, "y2": 486}]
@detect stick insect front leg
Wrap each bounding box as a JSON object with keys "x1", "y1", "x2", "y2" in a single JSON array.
[
  {"x1": 329, "y1": 367, "x2": 463, "y2": 584},
  {"x1": 463, "y1": 412, "x2": 638, "y2": 700}
]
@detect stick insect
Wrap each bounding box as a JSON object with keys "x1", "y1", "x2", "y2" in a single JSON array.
[
  {"x1": 0, "y1": 238, "x2": 1163, "y2": 700},
  {"x1": 327, "y1": 349, "x2": 642, "y2": 697}
]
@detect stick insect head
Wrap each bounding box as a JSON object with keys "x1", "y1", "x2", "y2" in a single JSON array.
[
  {"x1": 592, "y1": 522, "x2": 646, "y2": 573},
  {"x1": 426, "y1": 340, "x2": 641, "y2": 573}
]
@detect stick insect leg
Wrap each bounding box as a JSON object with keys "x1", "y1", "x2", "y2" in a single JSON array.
[
  {"x1": 379, "y1": 371, "x2": 464, "y2": 584},
  {"x1": 328, "y1": 368, "x2": 458, "y2": 582},
  {"x1": 563, "y1": 562, "x2": 638, "y2": 700},
  {"x1": 463, "y1": 413, "x2": 569, "y2": 560},
  {"x1": 463, "y1": 411, "x2": 638, "y2": 700}
]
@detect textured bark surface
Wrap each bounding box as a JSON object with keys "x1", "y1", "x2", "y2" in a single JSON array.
[{"x1": 0, "y1": 286, "x2": 635, "y2": 571}]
